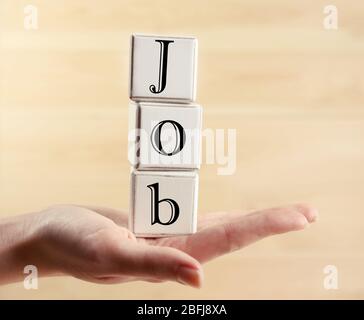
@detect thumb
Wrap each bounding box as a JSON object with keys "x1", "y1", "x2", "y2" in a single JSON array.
[{"x1": 118, "y1": 242, "x2": 203, "y2": 288}]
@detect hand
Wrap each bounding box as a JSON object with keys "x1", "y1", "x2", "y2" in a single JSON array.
[{"x1": 0, "y1": 204, "x2": 317, "y2": 287}]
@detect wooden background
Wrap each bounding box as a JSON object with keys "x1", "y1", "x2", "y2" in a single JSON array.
[{"x1": 1, "y1": 0, "x2": 364, "y2": 299}]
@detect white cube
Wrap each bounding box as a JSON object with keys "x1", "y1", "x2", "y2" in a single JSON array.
[
  {"x1": 128, "y1": 101, "x2": 202, "y2": 170},
  {"x1": 129, "y1": 34, "x2": 198, "y2": 103},
  {"x1": 129, "y1": 170, "x2": 198, "y2": 237}
]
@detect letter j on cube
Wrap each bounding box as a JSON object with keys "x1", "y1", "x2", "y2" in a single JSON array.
[{"x1": 130, "y1": 34, "x2": 197, "y2": 102}]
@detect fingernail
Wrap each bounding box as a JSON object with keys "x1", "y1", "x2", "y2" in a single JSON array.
[{"x1": 177, "y1": 266, "x2": 203, "y2": 288}]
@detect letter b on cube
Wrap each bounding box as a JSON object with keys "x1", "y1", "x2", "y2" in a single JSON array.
[{"x1": 130, "y1": 171, "x2": 198, "y2": 236}]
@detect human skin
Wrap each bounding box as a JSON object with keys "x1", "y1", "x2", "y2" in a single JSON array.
[{"x1": 0, "y1": 204, "x2": 317, "y2": 287}]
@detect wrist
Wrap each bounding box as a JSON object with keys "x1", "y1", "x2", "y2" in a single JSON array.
[{"x1": 0, "y1": 211, "x2": 53, "y2": 284}]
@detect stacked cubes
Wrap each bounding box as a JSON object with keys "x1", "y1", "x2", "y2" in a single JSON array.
[{"x1": 128, "y1": 34, "x2": 202, "y2": 237}]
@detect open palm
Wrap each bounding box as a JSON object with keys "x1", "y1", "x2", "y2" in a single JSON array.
[{"x1": 35, "y1": 204, "x2": 317, "y2": 287}]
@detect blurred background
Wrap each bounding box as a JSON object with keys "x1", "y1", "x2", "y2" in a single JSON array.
[{"x1": 0, "y1": 0, "x2": 363, "y2": 299}]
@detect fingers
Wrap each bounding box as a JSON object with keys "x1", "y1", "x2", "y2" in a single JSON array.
[
  {"x1": 198, "y1": 203, "x2": 317, "y2": 230},
  {"x1": 165, "y1": 204, "x2": 318, "y2": 263},
  {"x1": 294, "y1": 203, "x2": 318, "y2": 223},
  {"x1": 111, "y1": 241, "x2": 203, "y2": 288}
]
